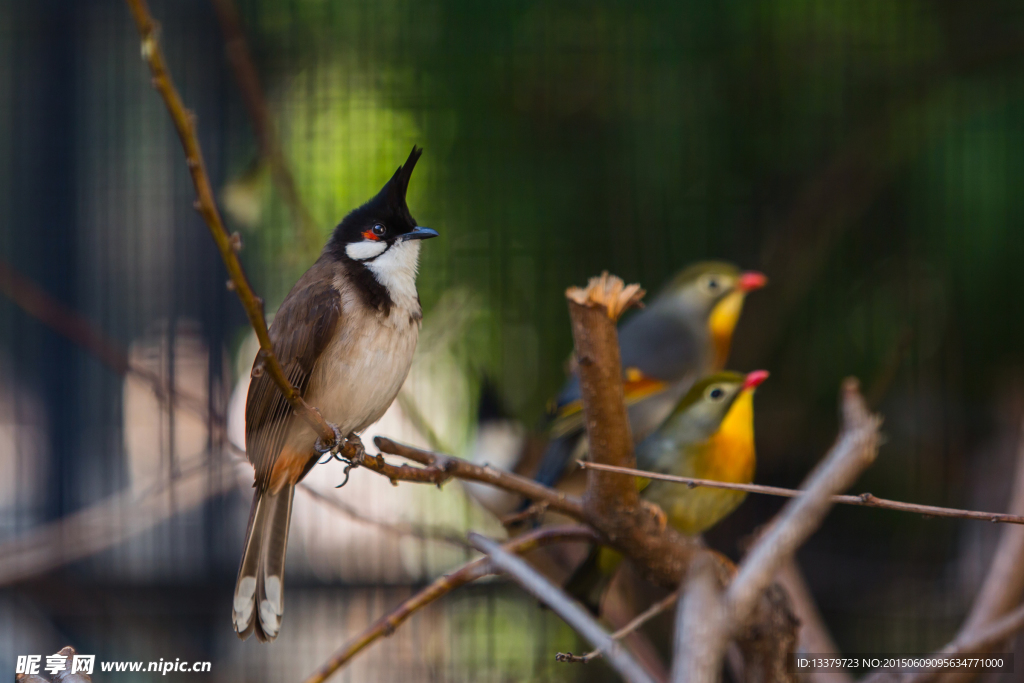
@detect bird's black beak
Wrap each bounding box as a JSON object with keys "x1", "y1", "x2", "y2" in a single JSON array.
[{"x1": 401, "y1": 226, "x2": 439, "y2": 241}]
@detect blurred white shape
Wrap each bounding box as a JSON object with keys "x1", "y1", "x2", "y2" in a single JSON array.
[
  {"x1": 461, "y1": 419, "x2": 526, "y2": 517},
  {"x1": 0, "y1": 362, "x2": 49, "y2": 539},
  {"x1": 113, "y1": 319, "x2": 233, "y2": 580},
  {"x1": 123, "y1": 320, "x2": 221, "y2": 493}
]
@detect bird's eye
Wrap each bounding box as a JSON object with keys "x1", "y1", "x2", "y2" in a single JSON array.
[
  {"x1": 707, "y1": 386, "x2": 726, "y2": 401},
  {"x1": 372, "y1": 224, "x2": 386, "y2": 237},
  {"x1": 702, "y1": 275, "x2": 720, "y2": 292}
]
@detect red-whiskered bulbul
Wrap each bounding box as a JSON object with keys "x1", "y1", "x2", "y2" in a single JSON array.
[{"x1": 233, "y1": 146, "x2": 437, "y2": 642}]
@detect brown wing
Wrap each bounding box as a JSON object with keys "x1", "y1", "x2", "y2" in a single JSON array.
[{"x1": 245, "y1": 266, "x2": 342, "y2": 491}]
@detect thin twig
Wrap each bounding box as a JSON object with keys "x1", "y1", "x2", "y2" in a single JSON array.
[
  {"x1": 556, "y1": 590, "x2": 680, "y2": 664},
  {"x1": 371, "y1": 437, "x2": 586, "y2": 520},
  {"x1": 0, "y1": 259, "x2": 209, "y2": 419},
  {"x1": 124, "y1": 0, "x2": 337, "y2": 448},
  {"x1": 210, "y1": 0, "x2": 321, "y2": 253},
  {"x1": 500, "y1": 501, "x2": 550, "y2": 527},
  {"x1": 577, "y1": 462, "x2": 1024, "y2": 526},
  {"x1": 301, "y1": 526, "x2": 599, "y2": 683},
  {"x1": 469, "y1": 533, "x2": 657, "y2": 683}
]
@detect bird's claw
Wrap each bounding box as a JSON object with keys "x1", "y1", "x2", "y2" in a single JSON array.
[{"x1": 316, "y1": 431, "x2": 365, "y2": 488}]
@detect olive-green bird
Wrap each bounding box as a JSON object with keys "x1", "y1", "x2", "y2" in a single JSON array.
[
  {"x1": 565, "y1": 369, "x2": 768, "y2": 614},
  {"x1": 532, "y1": 263, "x2": 767, "y2": 490}
]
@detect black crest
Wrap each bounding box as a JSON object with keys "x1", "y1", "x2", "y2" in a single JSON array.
[
  {"x1": 324, "y1": 146, "x2": 425, "y2": 315},
  {"x1": 326, "y1": 146, "x2": 423, "y2": 253}
]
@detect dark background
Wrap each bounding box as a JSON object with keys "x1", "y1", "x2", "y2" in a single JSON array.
[{"x1": 2, "y1": 0, "x2": 1024, "y2": 680}]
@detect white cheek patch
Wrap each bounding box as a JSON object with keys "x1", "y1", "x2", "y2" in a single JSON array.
[
  {"x1": 365, "y1": 240, "x2": 421, "y2": 308},
  {"x1": 345, "y1": 240, "x2": 389, "y2": 261}
]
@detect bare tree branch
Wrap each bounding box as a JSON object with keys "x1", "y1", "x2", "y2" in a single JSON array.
[
  {"x1": 556, "y1": 589, "x2": 680, "y2": 664},
  {"x1": 776, "y1": 559, "x2": 854, "y2": 683},
  {"x1": 725, "y1": 378, "x2": 882, "y2": 625},
  {"x1": 578, "y1": 462, "x2": 1024, "y2": 526},
  {"x1": 863, "y1": 601, "x2": 1024, "y2": 683},
  {"x1": 0, "y1": 259, "x2": 210, "y2": 420},
  {"x1": 124, "y1": 0, "x2": 338, "y2": 448},
  {"x1": 863, "y1": 421, "x2": 1024, "y2": 683},
  {"x1": 668, "y1": 379, "x2": 880, "y2": 682},
  {"x1": 301, "y1": 526, "x2": 599, "y2": 683},
  {"x1": 369, "y1": 437, "x2": 586, "y2": 519},
  {"x1": 222, "y1": 444, "x2": 472, "y2": 549},
  {"x1": 469, "y1": 532, "x2": 658, "y2": 683},
  {"x1": 560, "y1": 273, "x2": 800, "y2": 681},
  {"x1": 672, "y1": 554, "x2": 728, "y2": 683},
  {"x1": 567, "y1": 272, "x2": 646, "y2": 513}
]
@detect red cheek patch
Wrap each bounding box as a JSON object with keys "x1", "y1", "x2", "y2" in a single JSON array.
[{"x1": 361, "y1": 230, "x2": 381, "y2": 241}]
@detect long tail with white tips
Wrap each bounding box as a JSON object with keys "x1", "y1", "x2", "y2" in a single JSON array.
[{"x1": 233, "y1": 485, "x2": 294, "y2": 641}]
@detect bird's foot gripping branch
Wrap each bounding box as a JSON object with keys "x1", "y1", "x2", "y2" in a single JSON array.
[{"x1": 314, "y1": 429, "x2": 365, "y2": 489}]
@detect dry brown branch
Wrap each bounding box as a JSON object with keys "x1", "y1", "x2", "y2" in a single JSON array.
[
  {"x1": 862, "y1": 601, "x2": 1024, "y2": 683},
  {"x1": 301, "y1": 526, "x2": 599, "y2": 683},
  {"x1": 371, "y1": 437, "x2": 586, "y2": 519},
  {"x1": 863, "y1": 421, "x2": 1024, "y2": 683},
  {"x1": 499, "y1": 501, "x2": 550, "y2": 527},
  {"x1": 567, "y1": 273, "x2": 645, "y2": 513},
  {"x1": 556, "y1": 589, "x2": 680, "y2": 664},
  {"x1": 726, "y1": 378, "x2": 881, "y2": 625},
  {"x1": 671, "y1": 554, "x2": 728, "y2": 683},
  {"x1": 124, "y1": 0, "x2": 337, "y2": 449},
  {"x1": 0, "y1": 259, "x2": 209, "y2": 419},
  {"x1": 469, "y1": 533, "x2": 657, "y2": 683},
  {"x1": 562, "y1": 273, "x2": 800, "y2": 681},
  {"x1": 209, "y1": 0, "x2": 320, "y2": 252},
  {"x1": 0, "y1": 260, "x2": 128, "y2": 376},
  {"x1": 577, "y1": 462, "x2": 1024, "y2": 526},
  {"x1": 776, "y1": 559, "x2": 853, "y2": 683},
  {"x1": 953, "y1": 420, "x2": 1024, "y2": 632},
  {"x1": 668, "y1": 379, "x2": 879, "y2": 682}
]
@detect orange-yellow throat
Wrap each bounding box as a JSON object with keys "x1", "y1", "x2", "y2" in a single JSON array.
[
  {"x1": 644, "y1": 386, "x2": 757, "y2": 535},
  {"x1": 708, "y1": 290, "x2": 747, "y2": 370},
  {"x1": 699, "y1": 385, "x2": 756, "y2": 484}
]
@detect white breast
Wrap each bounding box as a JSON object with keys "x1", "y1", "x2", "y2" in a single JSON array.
[
  {"x1": 305, "y1": 302, "x2": 420, "y2": 439},
  {"x1": 280, "y1": 252, "x2": 424, "y2": 453}
]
